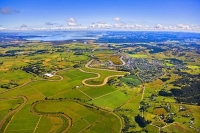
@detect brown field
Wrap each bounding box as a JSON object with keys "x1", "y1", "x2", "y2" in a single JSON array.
[{"x1": 153, "y1": 108, "x2": 167, "y2": 115}]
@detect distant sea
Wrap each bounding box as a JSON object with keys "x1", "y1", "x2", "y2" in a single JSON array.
[
  {"x1": 1, "y1": 30, "x2": 200, "y2": 43},
  {"x1": 17, "y1": 31, "x2": 99, "y2": 41}
]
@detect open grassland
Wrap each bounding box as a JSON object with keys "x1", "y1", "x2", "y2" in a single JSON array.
[
  {"x1": 118, "y1": 93, "x2": 143, "y2": 132},
  {"x1": 68, "y1": 43, "x2": 99, "y2": 50},
  {"x1": 162, "y1": 123, "x2": 193, "y2": 133},
  {"x1": 0, "y1": 41, "x2": 199, "y2": 133},
  {"x1": 4, "y1": 104, "x2": 40, "y2": 133},
  {"x1": 88, "y1": 90, "x2": 133, "y2": 109},
  {"x1": 0, "y1": 98, "x2": 23, "y2": 121},
  {"x1": 0, "y1": 69, "x2": 34, "y2": 87},
  {"x1": 79, "y1": 85, "x2": 117, "y2": 99},
  {"x1": 81, "y1": 66, "x2": 127, "y2": 85},
  {"x1": 33, "y1": 100, "x2": 121, "y2": 133},
  {"x1": 146, "y1": 124, "x2": 159, "y2": 133},
  {"x1": 108, "y1": 55, "x2": 122, "y2": 65},
  {"x1": 93, "y1": 51, "x2": 115, "y2": 62},
  {"x1": 120, "y1": 75, "x2": 141, "y2": 87},
  {"x1": 171, "y1": 104, "x2": 200, "y2": 128},
  {"x1": 0, "y1": 66, "x2": 125, "y2": 132},
  {"x1": 88, "y1": 113, "x2": 121, "y2": 133},
  {"x1": 17, "y1": 68, "x2": 96, "y2": 99},
  {"x1": 35, "y1": 116, "x2": 64, "y2": 133},
  {"x1": 153, "y1": 108, "x2": 167, "y2": 115},
  {"x1": 128, "y1": 54, "x2": 148, "y2": 58},
  {"x1": 187, "y1": 65, "x2": 200, "y2": 69},
  {"x1": 145, "y1": 79, "x2": 163, "y2": 90},
  {"x1": 0, "y1": 86, "x2": 45, "y2": 104}
]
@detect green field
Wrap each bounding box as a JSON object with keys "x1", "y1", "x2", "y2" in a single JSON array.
[
  {"x1": 0, "y1": 98, "x2": 23, "y2": 121},
  {"x1": 88, "y1": 90, "x2": 133, "y2": 109},
  {"x1": 82, "y1": 67, "x2": 127, "y2": 85},
  {"x1": 187, "y1": 65, "x2": 200, "y2": 69},
  {"x1": 33, "y1": 100, "x2": 121, "y2": 133},
  {"x1": 4, "y1": 104, "x2": 40, "y2": 133},
  {"x1": 0, "y1": 41, "x2": 199, "y2": 133},
  {"x1": 120, "y1": 75, "x2": 141, "y2": 87},
  {"x1": 128, "y1": 54, "x2": 148, "y2": 58}
]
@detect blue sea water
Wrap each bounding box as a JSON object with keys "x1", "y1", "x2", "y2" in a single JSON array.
[
  {"x1": 1, "y1": 30, "x2": 200, "y2": 43},
  {"x1": 14, "y1": 31, "x2": 99, "y2": 41}
]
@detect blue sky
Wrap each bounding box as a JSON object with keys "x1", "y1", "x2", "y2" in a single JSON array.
[{"x1": 0, "y1": 0, "x2": 200, "y2": 31}]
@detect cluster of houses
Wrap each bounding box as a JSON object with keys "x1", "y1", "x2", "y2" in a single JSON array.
[{"x1": 125, "y1": 58, "x2": 164, "y2": 82}]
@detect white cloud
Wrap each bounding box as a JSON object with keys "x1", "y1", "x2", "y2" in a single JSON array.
[
  {"x1": 4, "y1": 18, "x2": 200, "y2": 31},
  {"x1": 67, "y1": 18, "x2": 76, "y2": 23},
  {"x1": 32, "y1": 27, "x2": 49, "y2": 30},
  {"x1": 89, "y1": 24, "x2": 96, "y2": 28},
  {"x1": 134, "y1": 24, "x2": 142, "y2": 28},
  {"x1": 67, "y1": 18, "x2": 79, "y2": 26},
  {"x1": 96, "y1": 23, "x2": 112, "y2": 29},
  {"x1": 114, "y1": 17, "x2": 121, "y2": 21},
  {"x1": 113, "y1": 23, "x2": 121, "y2": 28},
  {"x1": 176, "y1": 24, "x2": 190, "y2": 30},
  {"x1": 68, "y1": 22, "x2": 78, "y2": 26},
  {"x1": 154, "y1": 24, "x2": 163, "y2": 29},
  {"x1": 190, "y1": 24, "x2": 200, "y2": 31},
  {"x1": 0, "y1": 27, "x2": 6, "y2": 30},
  {"x1": 88, "y1": 22, "x2": 112, "y2": 29}
]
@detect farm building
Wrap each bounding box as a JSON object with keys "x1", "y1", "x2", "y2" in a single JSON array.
[{"x1": 44, "y1": 73, "x2": 53, "y2": 77}]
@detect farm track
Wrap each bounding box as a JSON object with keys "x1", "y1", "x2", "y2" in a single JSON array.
[
  {"x1": 0, "y1": 60, "x2": 126, "y2": 132},
  {"x1": 30, "y1": 99, "x2": 122, "y2": 133},
  {"x1": 85, "y1": 59, "x2": 127, "y2": 72},
  {"x1": 80, "y1": 59, "x2": 128, "y2": 87},
  {"x1": 30, "y1": 101, "x2": 72, "y2": 133},
  {"x1": 150, "y1": 122, "x2": 177, "y2": 132},
  {"x1": 108, "y1": 56, "x2": 126, "y2": 66},
  {"x1": 79, "y1": 112, "x2": 111, "y2": 133},
  {"x1": 80, "y1": 68, "x2": 124, "y2": 87},
  {"x1": 73, "y1": 99, "x2": 123, "y2": 133},
  {"x1": 80, "y1": 111, "x2": 123, "y2": 133},
  {"x1": 0, "y1": 68, "x2": 66, "y2": 95},
  {"x1": 0, "y1": 96, "x2": 27, "y2": 132}
]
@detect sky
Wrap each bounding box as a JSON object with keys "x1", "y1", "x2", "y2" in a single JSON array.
[{"x1": 0, "y1": 0, "x2": 200, "y2": 31}]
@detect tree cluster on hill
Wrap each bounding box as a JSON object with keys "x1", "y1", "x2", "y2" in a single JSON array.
[
  {"x1": 135, "y1": 114, "x2": 151, "y2": 128},
  {"x1": 166, "y1": 58, "x2": 183, "y2": 64},
  {"x1": 159, "y1": 89, "x2": 172, "y2": 97},
  {"x1": 1, "y1": 82, "x2": 19, "y2": 89},
  {"x1": 120, "y1": 114, "x2": 136, "y2": 132},
  {"x1": 73, "y1": 64, "x2": 81, "y2": 68},
  {"x1": 159, "y1": 78, "x2": 170, "y2": 82},
  {"x1": 171, "y1": 81, "x2": 200, "y2": 105},
  {"x1": 171, "y1": 72, "x2": 200, "y2": 86}
]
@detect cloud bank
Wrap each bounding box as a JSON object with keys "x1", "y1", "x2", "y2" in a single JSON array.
[{"x1": 2, "y1": 17, "x2": 199, "y2": 31}]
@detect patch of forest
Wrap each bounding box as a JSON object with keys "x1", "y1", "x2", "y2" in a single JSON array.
[
  {"x1": 171, "y1": 71, "x2": 200, "y2": 86},
  {"x1": 171, "y1": 81, "x2": 200, "y2": 105},
  {"x1": 22, "y1": 62, "x2": 46, "y2": 75}
]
